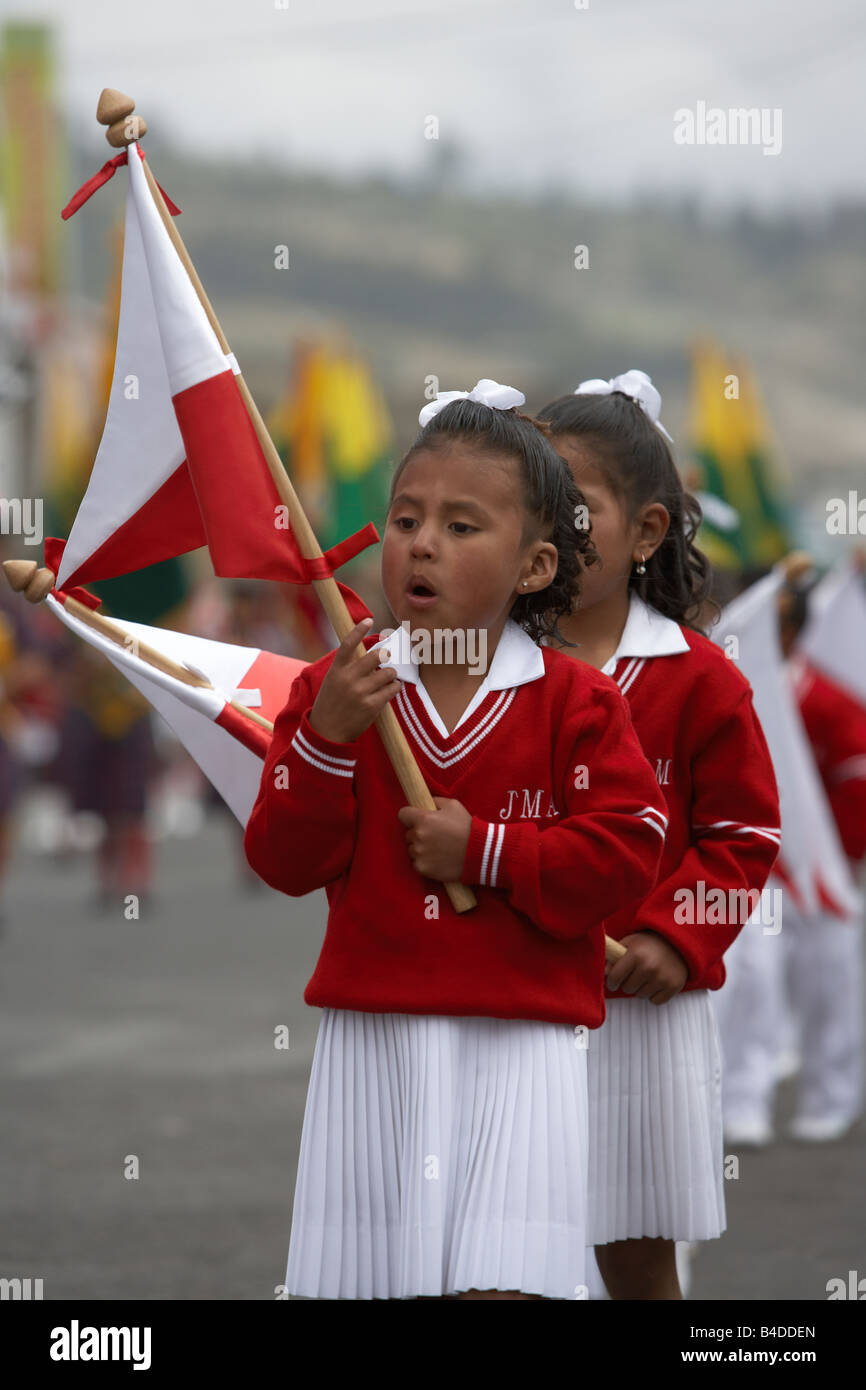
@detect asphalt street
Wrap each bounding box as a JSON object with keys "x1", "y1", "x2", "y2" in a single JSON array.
[{"x1": 1, "y1": 810, "x2": 862, "y2": 1301}]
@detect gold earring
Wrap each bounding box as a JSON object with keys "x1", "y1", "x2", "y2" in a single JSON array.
[{"x1": 635, "y1": 553, "x2": 647, "y2": 575}]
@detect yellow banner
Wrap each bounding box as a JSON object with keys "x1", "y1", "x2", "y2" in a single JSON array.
[{"x1": 0, "y1": 22, "x2": 63, "y2": 297}]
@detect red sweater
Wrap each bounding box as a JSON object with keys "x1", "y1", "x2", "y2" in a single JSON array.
[
  {"x1": 791, "y1": 654, "x2": 866, "y2": 866},
  {"x1": 243, "y1": 620, "x2": 668, "y2": 1028},
  {"x1": 586, "y1": 596, "x2": 781, "y2": 994}
]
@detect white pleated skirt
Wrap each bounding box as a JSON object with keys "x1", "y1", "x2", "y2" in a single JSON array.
[
  {"x1": 587, "y1": 989, "x2": 725, "y2": 1245},
  {"x1": 285, "y1": 1009, "x2": 590, "y2": 1300}
]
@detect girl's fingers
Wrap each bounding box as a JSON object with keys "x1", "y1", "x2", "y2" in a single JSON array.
[
  {"x1": 363, "y1": 676, "x2": 403, "y2": 719},
  {"x1": 348, "y1": 640, "x2": 402, "y2": 681},
  {"x1": 634, "y1": 978, "x2": 658, "y2": 1000},
  {"x1": 355, "y1": 645, "x2": 392, "y2": 675},
  {"x1": 621, "y1": 967, "x2": 652, "y2": 996},
  {"x1": 608, "y1": 968, "x2": 632, "y2": 993},
  {"x1": 605, "y1": 955, "x2": 635, "y2": 992},
  {"x1": 334, "y1": 616, "x2": 374, "y2": 665},
  {"x1": 366, "y1": 662, "x2": 402, "y2": 689}
]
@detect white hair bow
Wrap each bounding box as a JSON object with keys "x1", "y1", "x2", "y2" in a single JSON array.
[
  {"x1": 574, "y1": 369, "x2": 673, "y2": 443},
  {"x1": 419, "y1": 378, "x2": 526, "y2": 428}
]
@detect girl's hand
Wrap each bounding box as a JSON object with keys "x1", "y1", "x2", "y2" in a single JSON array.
[
  {"x1": 604, "y1": 930, "x2": 689, "y2": 1005},
  {"x1": 397, "y1": 797, "x2": 473, "y2": 881},
  {"x1": 308, "y1": 618, "x2": 402, "y2": 744}
]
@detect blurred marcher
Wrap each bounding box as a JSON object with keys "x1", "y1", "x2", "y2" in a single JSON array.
[
  {"x1": 0, "y1": 608, "x2": 27, "y2": 923},
  {"x1": 0, "y1": 585, "x2": 68, "y2": 922},
  {"x1": 781, "y1": 584, "x2": 866, "y2": 1139},
  {"x1": 187, "y1": 577, "x2": 330, "y2": 661},
  {"x1": 55, "y1": 644, "x2": 158, "y2": 912},
  {"x1": 720, "y1": 581, "x2": 866, "y2": 1144}
]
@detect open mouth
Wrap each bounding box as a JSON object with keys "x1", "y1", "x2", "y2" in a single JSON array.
[{"x1": 410, "y1": 583, "x2": 436, "y2": 597}]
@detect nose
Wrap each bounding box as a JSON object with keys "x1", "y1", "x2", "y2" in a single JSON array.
[{"x1": 409, "y1": 519, "x2": 437, "y2": 559}]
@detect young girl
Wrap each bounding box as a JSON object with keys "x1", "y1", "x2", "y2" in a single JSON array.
[
  {"x1": 537, "y1": 370, "x2": 782, "y2": 1300},
  {"x1": 244, "y1": 381, "x2": 669, "y2": 1301}
]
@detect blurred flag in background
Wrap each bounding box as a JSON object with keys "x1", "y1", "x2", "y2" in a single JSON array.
[
  {"x1": 268, "y1": 338, "x2": 394, "y2": 552},
  {"x1": 689, "y1": 339, "x2": 792, "y2": 573},
  {"x1": 0, "y1": 22, "x2": 63, "y2": 304}
]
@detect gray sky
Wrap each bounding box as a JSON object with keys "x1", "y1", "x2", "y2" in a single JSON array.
[{"x1": 9, "y1": 0, "x2": 865, "y2": 209}]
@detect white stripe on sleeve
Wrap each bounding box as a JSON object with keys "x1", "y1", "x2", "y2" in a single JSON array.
[
  {"x1": 830, "y1": 755, "x2": 866, "y2": 784},
  {"x1": 291, "y1": 731, "x2": 356, "y2": 778},
  {"x1": 693, "y1": 819, "x2": 781, "y2": 845},
  {"x1": 488, "y1": 823, "x2": 505, "y2": 886}
]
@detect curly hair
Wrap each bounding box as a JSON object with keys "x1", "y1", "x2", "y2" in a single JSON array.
[
  {"x1": 389, "y1": 398, "x2": 599, "y2": 645},
  {"x1": 537, "y1": 390, "x2": 716, "y2": 633}
]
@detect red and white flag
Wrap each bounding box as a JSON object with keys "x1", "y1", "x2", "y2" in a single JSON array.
[
  {"x1": 715, "y1": 571, "x2": 861, "y2": 921},
  {"x1": 799, "y1": 557, "x2": 866, "y2": 711},
  {"x1": 53, "y1": 141, "x2": 376, "y2": 616},
  {"x1": 47, "y1": 593, "x2": 306, "y2": 826}
]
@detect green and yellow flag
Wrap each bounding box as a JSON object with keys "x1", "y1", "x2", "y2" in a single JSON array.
[
  {"x1": 268, "y1": 338, "x2": 393, "y2": 552},
  {"x1": 688, "y1": 340, "x2": 791, "y2": 572}
]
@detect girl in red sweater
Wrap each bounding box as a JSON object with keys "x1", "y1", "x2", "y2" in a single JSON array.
[
  {"x1": 537, "y1": 371, "x2": 781, "y2": 1300},
  {"x1": 244, "y1": 381, "x2": 668, "y2": 1300}
]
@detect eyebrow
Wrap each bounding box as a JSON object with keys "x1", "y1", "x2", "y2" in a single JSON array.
[{"x1": 390, "y1": 492, "x2": 492, "y2": 520}]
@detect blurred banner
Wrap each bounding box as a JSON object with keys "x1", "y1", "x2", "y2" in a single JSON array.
[
  {"x1": 0, "y1": 22, "x2": 63, "y2": 302},
  {"x1": 689, "y1": 340, "x2": 792, "y2": 573},
  {"x1": 268, "y1": 338, "x2": 394, "y2": 552},
  {"x1": 44, "y1": 221, "x2": 123, "y2": 533}
]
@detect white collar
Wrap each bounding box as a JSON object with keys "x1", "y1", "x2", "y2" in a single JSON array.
[
  {"x1": 599, "y1": 592, "x2": 689, "y2": 676},
  {"x1": 370, "y1": 617, "x2": 544, "y2": 738}
]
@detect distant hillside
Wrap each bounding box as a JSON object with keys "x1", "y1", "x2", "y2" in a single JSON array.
[{"x1": 68, "y1": 136, "x2": 866, "y2": 503}]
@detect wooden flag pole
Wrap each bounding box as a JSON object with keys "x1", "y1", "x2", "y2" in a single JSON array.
[
  {"x1": 99, "y1": 88, "x2": 475, "y2": 915},
  {"x1": 1, "y1": 564, "x2": 274, "y2": 733}
]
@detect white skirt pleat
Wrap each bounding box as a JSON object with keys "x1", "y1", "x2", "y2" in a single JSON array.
[
  {"x1": 587, "y1": 990, "x2": 725, "y2": 1245},
  {"x1": 285, "y1": 1009, "x2": 589, "y2": 1300}
]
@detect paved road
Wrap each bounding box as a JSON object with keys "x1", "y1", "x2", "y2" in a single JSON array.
[{"x1": 1, "y1": 811, "x2": 862, "y2": 1300}]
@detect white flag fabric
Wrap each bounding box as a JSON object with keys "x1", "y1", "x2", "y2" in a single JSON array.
[
  {"x1": 799, "y1": 558, "x2": 866, "y2": 710},
  {"x1": 53, "y1": 142, "x2": 376, "y2": 603},
  {"x1": 55, "y1": 146, "x2": 210, "y2": 591},
  {"x1": 714, "y1": 572, "x2": 861, "y2": 922},
  {"x1": 47, "y1": 594, "x2": 306, "y2": 826}
]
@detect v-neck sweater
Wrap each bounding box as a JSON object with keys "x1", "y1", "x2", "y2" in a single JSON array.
[
  {"x1": 593, "y1": 615, "x2": 781, "y2": 993},
  {"x1": 244, "y1": 631, "x2": 668, "y2": 1027}
]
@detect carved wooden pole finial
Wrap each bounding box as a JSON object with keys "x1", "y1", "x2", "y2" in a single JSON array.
[
  {"x1": 96, "y1": 88, "x2": 147, "y2": 148},
  {"x1": 2, "y1": 559, "x2": 56, "y2": 602}
]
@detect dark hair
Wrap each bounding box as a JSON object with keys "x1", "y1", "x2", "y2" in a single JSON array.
[
  {"x1": 389, "y1": 398, "x2": 599, "y2": 644},
  {"x1": 537, "y1": 390, "x2": 715, "y2": 633}
]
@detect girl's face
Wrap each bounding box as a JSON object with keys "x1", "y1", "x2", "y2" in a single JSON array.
[
  {"x1": 382, "y1": 445, "x2": 555, "y2": 633},
  {"x1": 554, "y1": 436, "x2": 668, "y2": 611}
]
